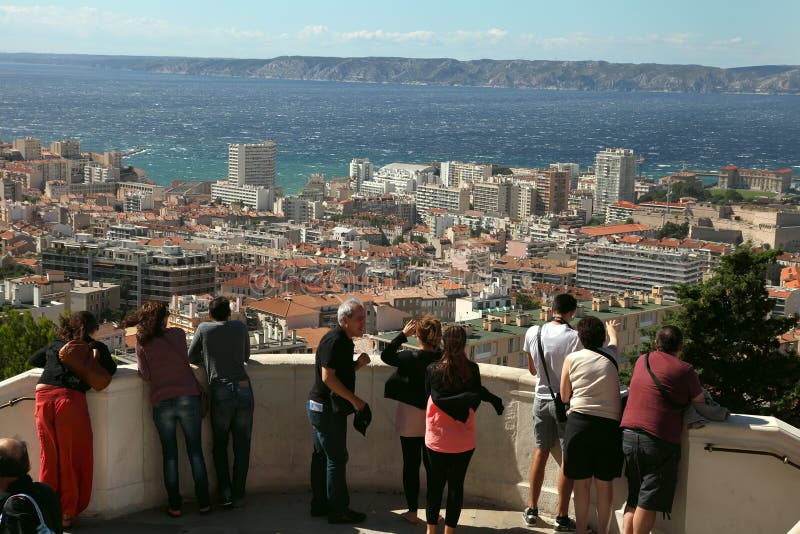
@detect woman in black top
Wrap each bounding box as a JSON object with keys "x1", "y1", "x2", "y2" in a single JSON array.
[
  {"x1": 29, "y1": 311, "x2": 117, "y2": 529},
  {"x1": 381, "y1": 314, "x2": 442, "y2": 524}
]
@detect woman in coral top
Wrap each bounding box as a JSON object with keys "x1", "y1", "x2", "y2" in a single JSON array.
[{"x1": 423, "y1": 325, "x2": 503, "y2": 534}]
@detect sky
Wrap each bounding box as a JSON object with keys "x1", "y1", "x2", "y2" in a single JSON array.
[{"x1": 0, "y1": 1, "x2": 798, "y2": 68}]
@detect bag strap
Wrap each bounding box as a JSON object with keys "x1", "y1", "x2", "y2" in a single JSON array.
[
  {"x1": 593, "y1": 348, "x2": 619, "y2": 371},
  {"x1": 535, "y1": 326, "x2": 558, "y2": 401},
  {"x1": 645, "y1": 352, "x2": 687, "y2": 410},
  {"x1": 0, "y1": 493, "x2": 48, "y2": 528}
]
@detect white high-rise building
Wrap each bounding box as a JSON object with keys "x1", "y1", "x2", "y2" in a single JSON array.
[
  {"x1": 441, "y1": 161, "x2": 492, "y2": 188},
  {"x1": 349, "y1": 158, "x2": 373, "y2": 190},
  {"x1": 228, "y1": 141, "x2": 276, "y2": 188},
  {"x1": 594, "y1": 148, "x2": 636, "y2": 221}
]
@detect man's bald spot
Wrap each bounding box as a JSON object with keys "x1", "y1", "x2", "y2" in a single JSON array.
[{"x1": 0, "y1": 438, "x2": 23, "y2": 460}]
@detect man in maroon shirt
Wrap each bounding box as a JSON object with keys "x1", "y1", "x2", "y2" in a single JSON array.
[{"x1": 620, "y1": 326, "x2": 704, "y2": 534}]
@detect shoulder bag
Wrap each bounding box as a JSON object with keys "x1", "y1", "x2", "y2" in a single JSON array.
[
  {"x1": 0, "y1": 492, "x2": 56, "y2": 534},
  {"x1": 536, "y1": 326, "x2": 568, "y2": 423},
  {"x1": 58, "y1": 340, "x2": 112, "y2": 391}
]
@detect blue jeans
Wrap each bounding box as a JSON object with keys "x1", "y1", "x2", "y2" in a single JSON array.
[
  {"x1": 308, "y1": 406, "x2": 349, "y2": 515},
  {"x1": 210, "y1": 380, "x2": 254, "y2": 503},
  {"x1": 152, "y1": 395, "x2": 210, "y2": 510}
]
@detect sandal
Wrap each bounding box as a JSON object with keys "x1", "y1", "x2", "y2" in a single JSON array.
[
  {"x1": 166, "y1": 508, "x2": 182, "y2": 518},
  {"x1": 61, "y1": 515, "x2": 74, "y2": 528},
  {"x1": 198, "y1": 505, "x2": 211, "y2": 514}
]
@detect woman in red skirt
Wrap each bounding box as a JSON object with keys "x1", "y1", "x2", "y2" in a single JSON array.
[{"x1": 29, "y1": 311, "x2": 117, "y2": 528}]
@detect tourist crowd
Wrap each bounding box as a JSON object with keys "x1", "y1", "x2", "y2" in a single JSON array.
[{"x1": 0, "y1": 294, "x2": 726, "y2": 534}]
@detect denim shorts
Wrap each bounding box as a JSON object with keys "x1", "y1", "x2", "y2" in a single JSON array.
[
  {"x1": 533, "y1": 396, "x2": 567, "y2": 451},
  {"x1": 622, "y1": 429, "x2": 681, "y2": 513}
]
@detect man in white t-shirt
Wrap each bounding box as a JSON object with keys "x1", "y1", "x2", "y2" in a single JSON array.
[{"x1": 522, "y1": 294, "x2": 581, "y2": 532}]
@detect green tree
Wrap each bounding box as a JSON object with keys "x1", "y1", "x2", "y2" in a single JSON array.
[
  {"x1": 392, "y1": 235, "x2": 404, "y2": 245},
  {"x1": 514, "y1": 291, "x2": 540, "y2": 310},
  {"x1": 667, "y1": 246, "x2": 800, "y2": 426},
  {"x1": 655, "y1": 221, "x2": 690, "y2": 239},
  {"x1": 0, "y1": 307, "x2": 56, "y2": 380}
]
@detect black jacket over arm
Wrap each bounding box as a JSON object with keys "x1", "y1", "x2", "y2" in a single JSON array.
[{"x1": 425, "y1": 361, "x2": 504, "y2": 423}]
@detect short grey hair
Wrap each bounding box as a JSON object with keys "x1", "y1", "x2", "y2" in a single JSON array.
[{"x1": 337, "y1": 297, "x2": 364, "y2": 326}]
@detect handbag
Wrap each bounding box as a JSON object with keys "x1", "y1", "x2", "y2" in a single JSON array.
[
  {"x1": 0, "y1": 493, "x2": 56, "y2": 534},
  {"x1": 58, "y1": 340, "x2": 112, "y2": 391},
  {"x1": 535, "y1": 327, "x2": 568, "y2": 423}
]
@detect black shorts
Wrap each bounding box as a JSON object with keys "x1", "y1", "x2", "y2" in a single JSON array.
[
  {"x1": 563, "y1": 411, "x2": 623, "y2": 481},
  {"x1": 622, "y1": 429, "x2": 681, "y2": 514}
]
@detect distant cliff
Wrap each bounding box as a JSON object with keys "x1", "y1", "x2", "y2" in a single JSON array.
[{"x1": 4, "y1": 53, "x2": 800, "y2": 94}]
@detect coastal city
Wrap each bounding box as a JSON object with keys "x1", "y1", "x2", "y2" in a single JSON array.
[{"x1": 0, "y1": 133, "x2": 798, "y2": 366}]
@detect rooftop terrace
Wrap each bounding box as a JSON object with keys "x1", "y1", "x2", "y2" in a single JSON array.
[{"x1": 1, "y1": 356, "x2": 798, "y2": 534}]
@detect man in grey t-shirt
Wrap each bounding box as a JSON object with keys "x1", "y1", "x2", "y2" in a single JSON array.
[{"x1": 189, "y1": 297, "x2": 252, "y2": 508}]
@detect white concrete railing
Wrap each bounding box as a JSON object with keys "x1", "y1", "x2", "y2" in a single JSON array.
[{"x1": 0, "y1": 356, "x2": 799, "y2": 533}]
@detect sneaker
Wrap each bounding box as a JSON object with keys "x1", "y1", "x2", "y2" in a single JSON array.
[
  {"x1": 328, "y1": 508, "x2": 367, "y2": 524},
  {"x1": 523, "y1": 507, "x2": 539, "y2": 526},
  {"x1": 553, "y1": 515, "x2": 577, "y2": 532}
]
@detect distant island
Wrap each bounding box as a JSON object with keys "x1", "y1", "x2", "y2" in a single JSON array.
[{"x1": 2, "y1": 52, "x2": 800, "y2": 95}]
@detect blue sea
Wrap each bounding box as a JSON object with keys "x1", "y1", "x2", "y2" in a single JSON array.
[{"x1": 1, "y1": 62, "x2": 799, "y2": 194}]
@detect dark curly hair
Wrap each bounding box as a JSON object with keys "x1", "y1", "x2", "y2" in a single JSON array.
[
  {"x1": 128, "y1": 301, "x2": 169, "y2": 344},
  {"x1": 58, "y1": 311, "x2": 99, "y2": 342}
]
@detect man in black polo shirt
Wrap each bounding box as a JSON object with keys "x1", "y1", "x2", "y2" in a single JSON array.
[
  {"x1": 0, "y1": 438, "x2": 62, "y2": 533},
  {"x1": 307, "y1": 298, "x2": 370, "y2": 524}
]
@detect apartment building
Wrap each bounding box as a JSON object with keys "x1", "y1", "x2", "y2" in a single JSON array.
[
  {"x1": 42, "y1": 237, "x2": 215, "y2": 307},
  {"x1": 50, "y1": 139, "x2": 81, "y2": 159},
  {"x1": 12, "y1": 137, "x2": 41, "y2": 160},
  {"x1": 228, "y1": 141, "x2": 276, "y2": 188},
  {"x1": 415, "y1": 184, "x2": 470, "y2": 221},
  {"x1": 440, "y1": 161, "x2": 492, "y2": 188},
  {"x1": 510, "y1": 182, "x2": 537, "y2": 219},
  {"x1": 211, "y1": 180, "x2": 273, "y2": 210},
  {"x1": 384, "y1": 287, "x2": 455, "y2": 322},
  {"x1": 372, "y1": 163, "x2": 435, "y2": 193},
  {"x1": 576, "y1": 242, "x2": 707, "y2": 299},
  {"x1": 491, "y1": 257, "x2": 576, "y2": 288},
  {"x1": 1, "y1": 166, "x2": 43, "y2": 191},
  {"x1": 595, "y1": 148, "x2": 636, "y2": 221},
  {"x1": 84, "y1": 162, "x2": 120, "y2": 183},
  {"x1": 70, "y1": 280, "x2": 121, "y2": 317},
  {"x1": 473, "y1": 181, "x2": 512, "y2": 217},
  {"x1": 349, "y1": 158, "x2": 373, "y2": 189}
]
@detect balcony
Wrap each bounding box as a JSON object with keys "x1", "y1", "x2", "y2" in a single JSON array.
[{"x1": 0, "y1": 357, "x2": 798, "y2": 533}]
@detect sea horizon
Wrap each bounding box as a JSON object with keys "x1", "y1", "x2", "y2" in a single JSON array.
[{"x1": 1, "y1": 61, "x2": 799, "y2": 195}]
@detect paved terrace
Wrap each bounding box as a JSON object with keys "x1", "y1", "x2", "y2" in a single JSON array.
[
  {"x1": 71, "y1": 491, "x2": 552, "y2": 533},
  {"x1": 1, "y1": 355, "x2": 799, "y2": 534}
]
